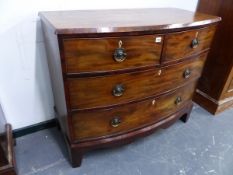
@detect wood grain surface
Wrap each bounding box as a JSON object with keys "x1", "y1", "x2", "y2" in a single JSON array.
[
  {"x1": 68, "y1": 53, "x2": 207, "y2": 110},
  {"x1": 68, "y1": 102, "x2": 193, "y2": 167},
  {"x1": 39, "y1": 8, "x2": 221, "y2": 35},
  {"x1": 72, "y1": 82, "x2": 196, "y2": 141},
  {"x1": 63, "y1": 35, "x2": 163, "y2": 73},
  {"x1": 162, "y1": 25, "x2": 216, "y2": 63}
]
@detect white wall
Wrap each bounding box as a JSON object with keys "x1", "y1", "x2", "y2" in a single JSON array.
[{"x1": 0, "y1": 0, "x2": 198, "y2": 129}]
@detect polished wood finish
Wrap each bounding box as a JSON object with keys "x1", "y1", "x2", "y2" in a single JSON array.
[
  {"x1": 68, "y1": 54, "x2": 207, "y2": 110},
  {"x1": 162, "y1": 26, "x2": 216, "y2": 63},
  {"x1": 0, "y1": 105, "x2": 17, "y2": 175},
  {"x1": 67, "y1": 102, "x2": 194, "y2": 167},
  {"x1": 40, "y1": 8, "x2": 220, "y2": 168},
  {"x1": 41, "y1": 17, "x2": 71, "y2": 140},
  {"x1": 39, "y1": 8, "x2": 220, "y2": 35},
  {"x1": 194, "y1": 0, "x2": 233, "y2": 114},
  {"x1": 64, "y1": 35, "x2": 163, "y2": 73},
  {"x1": 72, "y1": 82, "x2": 196, "y2": 141}
]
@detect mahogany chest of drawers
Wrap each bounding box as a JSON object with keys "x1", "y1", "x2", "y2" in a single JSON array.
[{"x1": 39, "y1": 8, "x2": 220, "y2": 167}]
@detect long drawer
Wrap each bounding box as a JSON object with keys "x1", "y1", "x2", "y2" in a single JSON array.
[
  {"x1": 67, "y1": 53, "x2": 207, "y2": 110},
  {"x1": 63, "y1": 35, "x2": 163, "y2": 73},
  {"x1": 71, "y1": 82, "x2": 196, "y2": 141}
]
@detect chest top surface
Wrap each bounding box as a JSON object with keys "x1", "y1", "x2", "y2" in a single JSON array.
[{"x1": 39, "y1": 8, "x2": 221, "y2": 34}]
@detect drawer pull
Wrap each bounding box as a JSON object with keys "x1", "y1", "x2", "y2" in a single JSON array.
[
  {"x1": 191, "y1": 38, "x2": 199, "y2": 48},
  {"x1": 111, "y1": 117, "x2": 121, "y2": 127},
  {"x1": 175, "y1": 96, "x2": 182, "y2": 105},
  {"x1": 191, "y1": 32, "x2": 199, "y2": 49},
  {"x1": 183, "y1": 68, "x2": 191, "y2": 79},
  {"x1": 113, "y1": 40, "x2": 127, "y2": 62},
  {"x1": 112, "y1": 84, "x2": 125, "y2": 97}
]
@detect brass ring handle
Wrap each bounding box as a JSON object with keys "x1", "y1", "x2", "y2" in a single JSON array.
[
  {"x1": 183, "y1": 68, "x2": 191, "y2": 79},
  {"x1": 113, "y1": 40, "x2": 127, "y2": 62},
  {"x1": 111, "y1": 117, "x2": 121, "y2": 127},
  {"x1": 175, "y1": 96, "x2": 182, "y2": 105},
  {"x1": 191, "y1": 38, "x2": 199, "y2": 49},
  {"x1": 112, "y1": 84, "x2": 125, "y2": 97},
  {"x1": 191, "y1": 32, "x2": 199, "y2": 49}
]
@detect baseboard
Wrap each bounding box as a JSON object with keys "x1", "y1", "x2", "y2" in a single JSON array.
[{"x1": 13, "y1": 119, "x2": 57, "y2": 138}]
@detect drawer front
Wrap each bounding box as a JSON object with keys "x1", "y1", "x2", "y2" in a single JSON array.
[
  {"x1": 68, "y1": 53, "x2": 207, "y2": 110},
  {"x1": 72, "y1": 82, "x2": 196, "y2": 141},
  {"x1": 163, "y1": 26, "x2": 216, "y2": 63},
  {"x1": 63, "y1": 35, "x2": 163, "y2": 73}
]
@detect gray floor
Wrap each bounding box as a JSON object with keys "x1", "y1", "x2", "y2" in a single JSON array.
[{"x1": 15, "y1": 104, "x2": 233, "y2": 175}]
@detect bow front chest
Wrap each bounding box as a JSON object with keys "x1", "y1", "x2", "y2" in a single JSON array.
[{"x1": 39, "y1": 8, "x2": 220, "y2": 167}]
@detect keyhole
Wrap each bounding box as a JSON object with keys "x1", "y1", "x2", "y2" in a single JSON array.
[
  {"x1": 152, "y1": 99, "x2": 156, "y2": 105},
  {"x1": 158, "y1": 69, "x2": 162, "y2": 76}
]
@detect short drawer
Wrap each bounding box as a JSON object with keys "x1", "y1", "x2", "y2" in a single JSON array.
[
  {"x1": 71, "y1": 82, "x2": 196, "y2": 141},
  {"x1": 162, "y1": 26, "x2": 216, "y2": 63},
  {"x1": 63, "y1": 35, "x2": 163, "y2": 73},
  {"x1": 68, "y1": 53, "x2": 207, "y2": 110}
]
